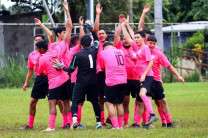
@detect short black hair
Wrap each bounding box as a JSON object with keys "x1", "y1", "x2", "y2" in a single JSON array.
[
  {"x1": 103, "y1": 42, "x2": 113, "y2": 48},
  {"x1": 80, "y1": 35, "x2": 92, "y2": 48},
  {"x1": 34, "y1": 34, "x2": 45, "y2": 40},
  {"x1": 134, "y1": 31, "x2": 146, "y2": 38},
  {"x1": 55, "y1": 26, "x2": 66, "y2": 37},
  {"x1": 143, "y1": 29, "x2": 152, "y2": 35},
  {"x1": 99, "y1": 28, "x2": 106, "y2": 33},
  {"x1": 36, "y1": 40, "x2": 48, "y2": 51},
  {"x1": 147, "y1": 35, "x2": 157, "y2": 42}
]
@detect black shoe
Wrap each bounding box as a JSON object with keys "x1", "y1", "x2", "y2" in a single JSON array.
[
  {"x1": 102, "y1": 123, "x2": 107, "y2": 127},
  {"x1": 142, "y1": 124, "x2": 151, "y2": 129},
  {"x1": 19, "y1": 125, "x2": 33, "y2": 130},
  {"x1": 130, "y1": 123, "x2": 140, "y2": 128},
  {"x1": 167, "y1": 122, "x2": 178, "y2": 128},
  {"x1": 106, "y1": 118, "x2": 112, "y2": 125},
  {"x1": 162, "y1": 123, "x2": 167, "y2": 128},
  {"x1": 62, "y1": 123, "x2": 71, "y2": 129},
  {"x1": 146, "y1": 114, "x2": 158, "y2": 125}
]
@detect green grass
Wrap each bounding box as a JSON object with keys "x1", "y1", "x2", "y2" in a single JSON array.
[{"x1": 0, "y1": 82, "x2": 208, "y2": 137}]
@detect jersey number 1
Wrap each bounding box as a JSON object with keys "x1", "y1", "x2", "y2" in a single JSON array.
[{"x1": 88, "y1": 54, "x2": 93, "y2": 68}]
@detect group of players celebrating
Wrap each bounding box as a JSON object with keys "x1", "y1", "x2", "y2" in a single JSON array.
[{"x1": 19, "y1": 2, "x2": 184, "y2": 131}]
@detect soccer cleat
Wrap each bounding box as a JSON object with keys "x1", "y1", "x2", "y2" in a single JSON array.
[
  {"x1": 162, "y1": 123, "x2": 167, "y2": 128},
  {"x1": 167, "y1": 122, "x2": 179, "y2": 128},
  {"x1": 19, "y1": 125, "x2": 33, "y2": 130},
  {"x1": 78, "y1": 124, "x2": 86, "y2": 129},
  {"x1": 73, "y1": 122, "x2": 78, "y2": 130},
  {"x1": 111, "y1": 127, "x2": 119, "y2": 130},
  {"x1": 145, "y1": 114, "x2": 158, "y2": 125},
  {"x1": 124, "y1": 123, "x2": 129, "y2": 128},
  {"x1": 142, "y1": 124, "x2": 152, "y2": 129},
  {"x1": 119, "y1": 127, "x2": 123, "y2": 129},
  {"x1": 62, "y1": 123, "x2": 71, "y2": 129},
  {"x1": 102, "y1": 123, "x2": 107, "y2": 127},
  {"x1": 42, "y1": 127, "x2": 55, "y2": 132},
  {"x1": 130, "y1": 123, "x2": 140, "y2": 128},
  {"x1": 106, "y1": 118, "x2": 112, "y2": 125},
  {"x1": 96, "y1": 123, "x2": 102, "y2": 129}
]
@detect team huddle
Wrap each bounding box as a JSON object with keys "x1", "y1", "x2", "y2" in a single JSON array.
[{"x1": 20, "y1": 3, "x2": 185, "y2": 131}]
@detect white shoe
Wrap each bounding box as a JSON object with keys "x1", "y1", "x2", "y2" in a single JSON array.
[{"x1": 42, "y1": 127, "x2": 55, "y2": 132}]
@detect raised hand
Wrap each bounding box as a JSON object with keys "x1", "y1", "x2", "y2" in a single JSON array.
[
  {"x1": 79, "y1": 16, "x2": 84, "y2": 26},
  {"x1": 34, "y1": 18, "x2": 42, "y2": 26},
  {"x1": 119, "y1": 14, "x2": 125, "y2": 23},
  {"x1": 62, "y1": 1, "x2": 69, "y2": 11},
  {"x1": 143, "y1": 4, "x2": 150, "y2": 13},
  {"x1": 85, "y1": 20, "x2": 93, "y2": 30},
  {"x1": 121, "y1": 18, "x2": 128, "y2": 26},
  {"x1": 96, "y1": 3, "x2": 103, "y2": 14}
]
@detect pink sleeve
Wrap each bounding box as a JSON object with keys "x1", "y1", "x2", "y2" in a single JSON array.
[
  {"x1": 132, "y1": 41, "x2": 138, "y2": 52},
  {"x1": 100, "y1": 52, "x2": 105, "y2": 69},
  {"x1": 144, "y1": 46, "x2": 152, "y2": 61},
  {"x1": 159, "y1": 51, "x2": 171, "y2": 68},
  {"x1": 38, "y1": 58, "x2": 45, "y2": 74},
  {"x1": 114, "y1": 40, "x2": 122, "y2": 49},
  {"x1": 27, "y1": 55, "x2": 34, "y2": 69}
]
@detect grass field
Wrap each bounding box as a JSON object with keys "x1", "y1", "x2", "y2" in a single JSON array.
[{"x1": 0, "y1": 82, "x2": 208, "y2": 137}]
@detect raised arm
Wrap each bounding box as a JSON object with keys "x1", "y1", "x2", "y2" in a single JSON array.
[
  {"x1": 114, "y1": 14, "x2": 124, "y2": 46},
  {"x1": 79, "y1": 16, "x2": 85, "y2": 41},
  {"x1": 94, "y1": 3, "x2": 103, "y2": 35},
  {"x1": 126, "y1": 15, "x2": 135, "y2": 38},
  {"x1": 62, "y1": 1, "x2": 72, "y2": 23},
  {"x1": 167, "y1": 65, "x2": 185, "y2": 84},
  {"x1": 64, "y1": 19, "x2": 73, "y2": 43},
  {"x1": 34, "y1": 18, "x2": 54, "y2": 44},
  {"x1": 138, "y1": 4, "x2": 150, "y2": 31},
  {"x1": 121, "y1": 18, "x2": 133, "y2": 46}
]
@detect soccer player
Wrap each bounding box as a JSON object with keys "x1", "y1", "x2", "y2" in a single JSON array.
[
  {"x1": 53, "y1": 22, "x2": 102, "y2": 130},
  {"x1": 94, "y1": 3, "x2": 108, "y2": 126},
  {"x1": 19, "y1": 18, "x2": 54, "y2": 130},
  {"x1": 100, "y1": 42, "x2": 127, "y2": 129},
  {"x1": 147, "y1": 35, "x2": 184, "y2": 128},
  {"x1": 36, "y1": 19, "x2": 72, "y2": 132},
  {"x1": 114, "y1": 14, "x2": 139, "y2": 128},
  {"x1": 122, "y1": 19, "x2": 158, "y2": 127}
]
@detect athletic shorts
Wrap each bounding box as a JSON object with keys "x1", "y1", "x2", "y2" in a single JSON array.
[
  {"x1": 136, "y1": 76, "x2": 154, "y2": 102},
  {"x1": 48, "y1": 80, "x2": 71, "y2": 100},
  {"x1": 96, "y1": 72, "x2": 106, "y2": 97},
  {"x1": 73, "y1": 79, "x2": 98, "y2": 103},
  {"x1": 31, "y1": 75, "x2": 48, "y2": 99},
  {"x1": 71, "y1": 82, "x2": 85, "y2": 102},
  {"x1": 151, "y1": 80, "x2": 165, "y2": 100},
  {"x1": 104, "y1": 83, "x2": 127, "y2": 104},
  {"x1": 125, "y1": 80, "x2": 140, "y2": 98}
]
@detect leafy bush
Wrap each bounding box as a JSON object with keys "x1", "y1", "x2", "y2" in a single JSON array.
[
  {"x1": 183, "y1": 31, "x2": 204, "y2": 49},
  {"x1": 184, "y1": 72, "x2": 200, "y2": 82},
  {"x1": 0, "y1": 50, "x2": 34, "y2": 88}
]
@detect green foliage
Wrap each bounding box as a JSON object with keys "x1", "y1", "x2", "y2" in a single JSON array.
[
  {"x1": 183, "y1": 31, "x2": 204, "y2": 49},
  {"x1": 191, "y1": 0, "x2": 208, "y2": 20},
  {"x1": 184, "y1": 72, "x2": 200, "y2": 82},
  {"x1": 0, "y1": 50, "x2": 34, "y2": 88}
]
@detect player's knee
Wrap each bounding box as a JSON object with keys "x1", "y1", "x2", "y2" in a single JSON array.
[{"x1": 30, "y1": 99, "x2": 38, "y2": 107}]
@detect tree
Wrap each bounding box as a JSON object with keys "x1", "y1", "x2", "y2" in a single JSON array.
[{"x1": 191, "y1": 0, "x2": 208, "y2": 20}]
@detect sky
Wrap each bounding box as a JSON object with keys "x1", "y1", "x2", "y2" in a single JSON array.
[{"x1": 1, "y1": 0, "x2": 15, "y2": 8}]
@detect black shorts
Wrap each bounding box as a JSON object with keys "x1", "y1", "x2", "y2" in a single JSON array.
[
  {"x1": 136, "y1": 76, "x2": 154, "y2": 102},
  {"x1": 73, "y1": 79, "x2": 98, "y2": 104},
  {"x1": 48, "y1": 80, "x2": 71, "y2": 100},
  {"x1": 125, "y1": 80, "x2": 140, "y2": 98},
  {"x1": 71, "y1": 82, "x2": 85, "y2": 102},
  {"x1": 151, "y1": 80, "x2": 165, "y2": 100},
  {"x1": 31, "y1": 75, "x2": 48, "y2": 99},
  {"x1": 96, "y1": 72, "x2": 106, "y2": 97},
  {"x1": 104, "y1": 83, "x2": 127, "y2": 104}
]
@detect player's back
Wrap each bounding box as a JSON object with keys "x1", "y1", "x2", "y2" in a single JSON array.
[{"x1": 100, "y1": 47, "x2": 127, "y2": 86}]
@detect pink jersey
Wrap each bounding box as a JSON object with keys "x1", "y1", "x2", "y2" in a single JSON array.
[
  {"x1": 151, "y1": 48, "x2": 171, "y2": 81},
  {"x1": 27, "y1": 50, "x2": 41, "y2": 76},
  {"x1": 136, "y1": 44, "x2": 154, "y2": 77},
  {"x1": 100, "y1": 47, "x2": 127, "y2": 86},
  {"x1": 39, "y1": 41, "x2": 69, "y2": 89},
  {"x1": 69, "y1": 44, "x2": 81, "y2": 83},
  {"x1": 96, "y1": 39, "x2": 105, "y2": 73},
  {"x1": 114, "y1": 40, "x2": 139, "y2": 80}
]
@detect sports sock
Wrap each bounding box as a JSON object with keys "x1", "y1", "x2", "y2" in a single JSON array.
[
  {"x1": 49, "y1": 115, "x2": 56, "y2": 129},
  {"x1": 135, "y1": 115, "x2": 142, "y2": 125},
  {"x1": 158, "y1": 106, "x2": 166, "y2": 124},
  {"x1": 142, "y1": 111, "x2": 146, "y2": 123},
  {"x1": 62, "y1": 113, "x2": 68, "y2": 127},
  {"x1": 124, "y1": 113, "x2": 129, "y2": 124},
  {"x1": 141, "y1": 95, "x2": 154, "y2": 114},
  {"x1": 164, "y1": 113, "x2": 172, "y2": 123},
  {"x1": 77, "y1": 105, "x2": 82, "y2": 125},
  {"x1": 134, "y1": 105, "x2": 137, "y2": 121},
  {"x1": 101, "y1": 111, "x2": 105, "y2": 125},
  {"x1": 146, "y1": 111, "x2": 150, "y2": 123},
  {"x1": 67, "y1": 112, "x2": 72, "y2": 125},
  {"x1": 28, "y1": 115, "x2": 35, "y2": 128},
  {"x1": 111, "y1": 117, "x2": 119, "y2": 128},
  {"x1": 117, "y1": 117, "x2": 124, "y2": 128}
]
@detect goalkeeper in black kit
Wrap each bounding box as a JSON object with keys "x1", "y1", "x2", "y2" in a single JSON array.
[{"x1": 53, "y1": 20, "x2": 102, "y2": 130}]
